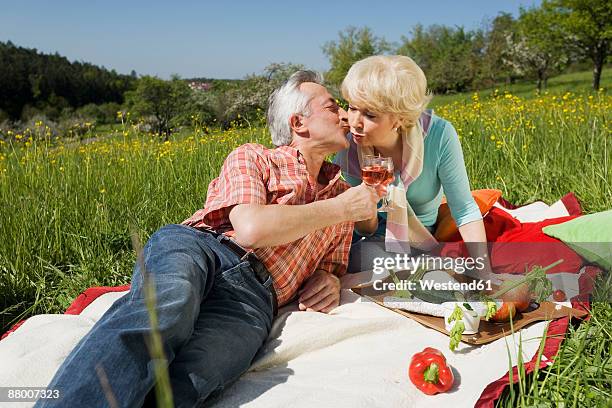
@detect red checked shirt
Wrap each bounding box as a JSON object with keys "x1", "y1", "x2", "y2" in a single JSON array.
[{"x1": 182, "y1": 143, "x2": 354, "y2": 306}]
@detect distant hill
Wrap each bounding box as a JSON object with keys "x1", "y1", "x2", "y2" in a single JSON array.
[{"x1": 0, "y1": 41, "x2": 136, "y2": 120}]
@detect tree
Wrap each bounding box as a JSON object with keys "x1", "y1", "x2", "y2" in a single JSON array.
[
  {"x1": 478, "y1": 13, "x2": 518, "y2": 86},
  {"x1": 505, "y1": 6, "x2": 570, "y2": 92},
  {"x1": 545, "y1": 0, "x2": 611, "y2": 90},
  {"x1": 189, "y1": 62, "x2": 305, "y2": 129},
  {"x1": 0, "y1": 41, "x2": 135, "y2": 120},
  {"x1": 322, "y1": 26, "x2": 390, "y2": 85},
  {"x1": 398, "y1": 24, "x2": 479, "y2": 93},
  {"x1": 126, "y1": 76, "x2": 192, "y2": 140}
]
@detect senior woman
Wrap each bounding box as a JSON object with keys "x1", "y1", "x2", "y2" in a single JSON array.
[{"x1": 334, "y1": 55, "x2": 491, "y2": 274}]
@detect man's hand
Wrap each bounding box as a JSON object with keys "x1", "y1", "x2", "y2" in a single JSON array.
[
  {"x1": 298, "y1": 269, "x2": 341, "y2": 313},
  {"x1": 336, "y1": 183, "x2": 382, "y2": 222}
]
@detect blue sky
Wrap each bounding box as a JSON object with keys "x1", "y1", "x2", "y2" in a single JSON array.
[{"x1": 1, "y1": 0, "x2": 541, "y2": 79}]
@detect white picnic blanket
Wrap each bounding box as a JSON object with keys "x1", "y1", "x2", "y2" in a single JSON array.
[
  {"x1": 0, "y1": 198, "x2": 577, "y2": 407},
  {"x1": 0, "y1": 281, "x2": 565, "y2": 408}
]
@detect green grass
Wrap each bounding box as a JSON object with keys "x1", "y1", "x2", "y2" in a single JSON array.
[
  {"x1": 0, "y1": 69, "x2": 610, "y2": 406},
  {"x1": 0, "y1": 127, "x2": 270, "y2": 332},
  {"x1": 430, "y1": 67, "x2": 612, "y2": 108},
  {"x1": 497, "y1": 273, "x2": 612, "y2": 407}
]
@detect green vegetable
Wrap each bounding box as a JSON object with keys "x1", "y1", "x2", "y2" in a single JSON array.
[
  {"x1": 447, "y1": 305, "x2": 464, "y2": 324},
  {"x1": 449, "y1": 321, "x2": 465, "y2": 351},
  {"x1": 447, "y1": 305, "x2": 465, "y2": 351},
  {"x1": 390, "y1": 266, "x2": 429, "y2": 299},
  {"x1": 389, "y1": 269, "x2": 412, "y2": 299},
  {"x1": 485, "y1": 301, "x2": 498, "y2": 320}
]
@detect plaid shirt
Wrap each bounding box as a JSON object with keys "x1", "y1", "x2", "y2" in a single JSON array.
[{"x1": 182, "y1": 143, "x2": 354, "y2": 306}]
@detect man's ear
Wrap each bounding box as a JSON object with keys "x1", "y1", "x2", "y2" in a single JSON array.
[{"x1": 289, "y1": 113, "x2": 308, "y2": 137}]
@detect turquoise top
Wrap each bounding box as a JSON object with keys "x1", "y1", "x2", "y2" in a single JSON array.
[{"x1": 334, "y1": 111, "x2": 481, "y2": 237}]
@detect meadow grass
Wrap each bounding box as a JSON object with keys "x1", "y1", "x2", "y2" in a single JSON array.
[
  {"x1": 429, "y1": 67, "x2": 612, "y2": 108},
  {"x1": 0, "y1": 73, "x2": 610, "y2": 406}
]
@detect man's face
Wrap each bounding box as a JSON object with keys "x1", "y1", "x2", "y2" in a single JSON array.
[{"x1": 298, "y1": 82, "x2": 350, "y2": 152}]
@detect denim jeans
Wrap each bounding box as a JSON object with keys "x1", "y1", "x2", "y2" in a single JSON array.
[{"x1": 35, "y1": 224, "x2": 274, "y2": 408}]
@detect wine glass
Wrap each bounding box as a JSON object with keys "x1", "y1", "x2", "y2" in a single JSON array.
[
  {"x1": 360, "y1": 155, "x2": 386, "y2": 187},
  {"x1": 360, "y1": 155, "x2": 395, "y2": 212},
  {"x1": 377, "y1": 156, "x2": 394, "y2": 212}
]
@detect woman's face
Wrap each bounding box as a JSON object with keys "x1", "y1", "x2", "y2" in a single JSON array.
[{"x1": 347, "y1": 103, "x2": 399, "y2": 147}]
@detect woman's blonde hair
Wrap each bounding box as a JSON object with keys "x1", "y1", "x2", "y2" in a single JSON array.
[{"x1": 341, "y1": 55, "x2": 432, "y2": 130}]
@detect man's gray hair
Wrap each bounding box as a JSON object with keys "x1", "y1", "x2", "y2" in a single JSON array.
[{"x1": 267, "y1": 70, "x2": 324, "y2": 146}]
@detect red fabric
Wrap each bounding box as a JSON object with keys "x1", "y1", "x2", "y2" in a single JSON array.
[
  {"x1": 1, "y1": 319, "x2": 27, "y2": 340},
  {"x1": 1, "y1": 285, "x2": 131, "y2": 340},
  {"x1": 490, "y1": 215, "x2": 584, "y2": 274},
  {"x1": 64, "y1": 284, "x2": 131, "y2": 315},
  {"x1": 496, "y1": 192, "x2": 582, "y2": 216},
  {"x1": 560, "y1": 192, "x2": 583, "y2": 216},
  {"x1": 439, "y1": 201, "x2": 584, "y2": 275},
  {"x1": 572, "y1": 266, "x2": 602, "y2": 303},
  {"x1": 439, "y1": 207, "x2": 520, "y2": 257}
]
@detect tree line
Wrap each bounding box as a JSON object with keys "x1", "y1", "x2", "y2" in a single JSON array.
[
  {"x1": 0, "y1": 41, "x2": 136, "y2": 121},
  {"x1": 323, "y1": 0, "x2": 609, "y2": 93},
  {"x1": 0, "y1": 0, "x2": 608, "y2": 139}
]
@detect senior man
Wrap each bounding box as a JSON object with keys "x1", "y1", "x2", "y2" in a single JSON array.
[{"x1": 36, "y1": 71, "x2": 381, "y2": 408}]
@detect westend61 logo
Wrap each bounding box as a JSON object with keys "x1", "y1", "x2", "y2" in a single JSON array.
[{"x1": 372, "y1": 254, "x2": 487, "y2": 275}]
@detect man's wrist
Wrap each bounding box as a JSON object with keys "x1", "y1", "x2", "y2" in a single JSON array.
[{"x1": 328, "y1": 196, "x2": 348, "y2": 223}]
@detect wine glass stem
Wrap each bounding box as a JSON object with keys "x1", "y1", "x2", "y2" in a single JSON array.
[{"x1": 382, "y1": 190, "x2": 390, "y2": 207}]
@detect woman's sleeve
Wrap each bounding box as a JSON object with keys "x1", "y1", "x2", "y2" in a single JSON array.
[{"x1": 437, "y1": 122, "x2": 482, "y2": 227}]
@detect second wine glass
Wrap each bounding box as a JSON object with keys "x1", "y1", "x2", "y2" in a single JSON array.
[{"x1": 377, "y1": 156, "x2": 394, "y2": 212}]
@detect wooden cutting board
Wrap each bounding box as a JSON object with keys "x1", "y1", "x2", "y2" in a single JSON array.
[{"x1": 351, "y1": 271, "x2": 589, "y2": 345}]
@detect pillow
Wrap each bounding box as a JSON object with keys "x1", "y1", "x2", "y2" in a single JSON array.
[
  {"x1": 435, "y1": 189, "x2": 502, "y2": 242},
  {"x1": 543, "y1": 210, "x2": 612, "y2": 271}
]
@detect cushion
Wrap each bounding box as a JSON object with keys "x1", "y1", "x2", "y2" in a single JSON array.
[
  {"x1": 435, "y1": 189, "x2": 502, "y2": 242},
  {"x1": 542, "y1": 210, "x2": 612, "y2": 271}
]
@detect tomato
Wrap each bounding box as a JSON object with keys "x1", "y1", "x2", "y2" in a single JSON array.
[
  {"x1": 553, "y1": 289, "x2": 567, "y2": 302},
  {"x1": 491, "y1": 302, "x2": 517, "y2": 322},
  {"x1": 500, "y1": 281, "x2": 531, "y2": 312}
]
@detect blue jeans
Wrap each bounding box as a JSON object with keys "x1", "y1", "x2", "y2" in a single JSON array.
[{"x1": 36, "y1": 224, "x2": 274, "y2": 408}]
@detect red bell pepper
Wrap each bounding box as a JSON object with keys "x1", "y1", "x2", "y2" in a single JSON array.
[{"x1": 409, "y1": 347, "x2": 455, "y2": 395}]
